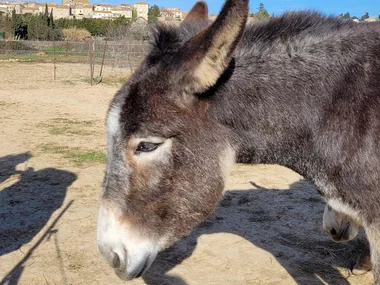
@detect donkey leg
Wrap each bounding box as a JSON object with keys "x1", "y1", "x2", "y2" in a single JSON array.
[
  {"x1": 364, "y1": 222, "x2": 380, "y2": 284},
  {"x1": 352, "y1": 243, "x2": 372, "y2": 275}
]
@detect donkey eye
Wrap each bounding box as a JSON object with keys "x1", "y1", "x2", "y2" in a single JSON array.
[{"x1": 136, "y1": 142, "x2": 161, "y2": 153}]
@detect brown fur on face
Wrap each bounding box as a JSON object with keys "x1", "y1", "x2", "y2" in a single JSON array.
[{"x1": 107, "y1": 110, "x2": 234, "y2": 246}]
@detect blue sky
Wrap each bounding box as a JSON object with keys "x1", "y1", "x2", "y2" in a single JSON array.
[{"x1": 95, "y1": 0, "x2": 380, "y2": 18}]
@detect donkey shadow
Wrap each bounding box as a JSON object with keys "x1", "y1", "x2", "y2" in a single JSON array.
[
  {"x1": 143, "y1": 179, "x2": 367, "y2": 285},
  {"x1": 0, "y1": 153, "x2": 77, "y2": 285}
]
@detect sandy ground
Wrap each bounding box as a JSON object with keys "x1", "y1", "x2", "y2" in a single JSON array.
[{"x1": 0, "y1": 62, "x2": 374, "y2": 285}]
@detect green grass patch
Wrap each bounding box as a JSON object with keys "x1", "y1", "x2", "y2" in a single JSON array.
[
  {"x1": 83, "y1": 74, "x2": 131, "y2": 86},
  {"x1": 0, "y1": 53, "x2": 89, "y2": 63},
  {"x1": 43, "y1": 47, "x2": 63, "y2": 54},
  {"x1": 48, "y1": 127, "x2": 92, "y2": 136},
  {"x1": 101, "y1": 74, "x2": 130, "y2": 85},
  {"x1": 39, "y1": 143, "x2": 105, "y2": 166},
  {"x1": 39, "y1": 118, "x2": 96, "y2": 137},
  {"x1": 51, "y1": 118, "x2": 95, "y2": 126},
  {"x1": 65, "y1": 151, "x2": 106, "y2": 164}
]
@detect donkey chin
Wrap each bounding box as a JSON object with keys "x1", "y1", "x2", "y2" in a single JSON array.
[{"x1": 97, "y1": 204, "x2": 164, "y2": 280}]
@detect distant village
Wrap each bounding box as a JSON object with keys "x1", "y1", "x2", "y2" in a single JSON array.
[
  {"x1": 0, "y1": 1, "x2": 379, "y2": 23},
  {"x1": 0, "y1": 0, "x2": 189, "y2": 22}
]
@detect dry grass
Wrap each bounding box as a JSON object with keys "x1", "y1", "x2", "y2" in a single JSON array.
[
  {"x1": 62, "y1": 28, "x2": 92, "y2": 42},
  {"x1": 39, "y1": 118, "x2": 97, "y2": 137}
]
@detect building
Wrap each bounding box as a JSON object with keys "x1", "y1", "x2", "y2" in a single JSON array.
[
  {"x1": 53, "y1": 5, "x2": 71, "y2": 19},
  {"x1": 365, "y1": 16, "x2": 378, "y2": 22},
  {"x1": 119, "y1": 3, "x2": 131, "y2": 9},
  {"x1": 133, "y1": 2, "x2": 147, "y2": 21},
  {"x1": 37, "y1": 3, "x2": 56, "y2": 13},
  {"x1": 160, "y1": 8, "x2": 183, "y2": 21},
  {"x1": 21, "y1": 6, "x2": 39, "y2": 14},
  {"x1": 94, "y1": 3, "x2": 113, "y2": 12},
  {"x1": 111, "y1": 7, "x2": 133, "y2": 19},
  {"x1": 0, "y1": 3, "x2": 8, "y2": 15},
  {"x1": 0, "y1": 1, "x2": 191, "y2": 22},
  {"x1": 62, "y1": 0, "x2": 89, "y2": 6},
  {"x1": 72, "y1": 4, "x2": 93, "y2": 19},
  {"x1": 23, "y1": 2, "x2": 38, "y2": 7},
  {"x1": 93, "y1": 9, "x2": 112, "y2": 19},
  {"x1": 208, "y1": 14, "x2": 217, "y2": 21},
  {"x1": 1, "y1": 2, "x2": 23, "y2": 15}
]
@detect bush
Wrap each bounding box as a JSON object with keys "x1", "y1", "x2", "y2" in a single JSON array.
[
  {"x1": 62, "y1": 28, "x2": 92, "y2": 41},
  {"x1": 0, "y1": 41, "x2": 35, "y2": 51}
]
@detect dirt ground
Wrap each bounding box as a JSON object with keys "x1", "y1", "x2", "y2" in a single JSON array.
[{"x1": 0, "y1": 62, "x2": 374, "y2": 285}]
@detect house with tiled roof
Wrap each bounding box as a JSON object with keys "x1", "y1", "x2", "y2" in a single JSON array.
[
  {"x1": 133, "y1": 1, "x2": 147, "y2": 21},
  {"x1": 21, "y1": 6, "x2": 39, "y2": 14}
]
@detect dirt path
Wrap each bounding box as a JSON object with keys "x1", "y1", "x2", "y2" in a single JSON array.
[{"x1": 0, "y1": 63, "x2": 373, "y2": 285}]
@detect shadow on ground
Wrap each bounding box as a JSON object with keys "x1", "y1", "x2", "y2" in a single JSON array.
[
  {"x1": 0, "y1": 153, "x2": 76, "y2": 285},
  {"x1": 143, "y1": 179, "x2": 367, "y2": 285}
]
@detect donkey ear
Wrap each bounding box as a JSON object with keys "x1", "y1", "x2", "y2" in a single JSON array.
[
  {"x1": 178, "y1": 0, "x2": 249, "y2": 94},
  {"x1": 182, "y1": 1, "x2": 209, "y2": 23}
]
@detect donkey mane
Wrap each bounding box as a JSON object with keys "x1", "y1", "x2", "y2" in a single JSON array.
[{"x1": 149, "y1": 11, "x2": 354, "y2": 63}]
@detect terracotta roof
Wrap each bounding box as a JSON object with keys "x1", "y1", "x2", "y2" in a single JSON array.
[
  {"x1": 134, "y1": 2, "x2": 148, "y2": 5},
  {"x1": 113, "y1": 8, "x2": 131, "y2": 11},
  {"x1": 97, "y1": 3, "x2": 113, "y2": 7}
]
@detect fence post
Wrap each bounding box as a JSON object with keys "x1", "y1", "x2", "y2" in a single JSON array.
[
  {"x1": 53, "y1": 38, "x2": 56, "y2": 80},
  {"x1": 65, "y1": 40, "x2": 69, "y2": 57},
  {"x1": 89, "y1": 40, "x2": 93, "y2": 86},
  {"x1": 99, "y1": 39, "x2": 107, "y2": 79}
]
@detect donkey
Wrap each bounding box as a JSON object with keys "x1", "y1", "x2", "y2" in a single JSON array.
[
  {"x1": 323, "y1": 204, "x2": 372, "y2": 275},
  {"x1": 97, "y1": 0, "x2": 380, "y2": 283}
]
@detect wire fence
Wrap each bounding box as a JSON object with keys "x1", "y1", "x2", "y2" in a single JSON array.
[{"x1": 0, "y1": 39, "x2": 149, "y2": 84}]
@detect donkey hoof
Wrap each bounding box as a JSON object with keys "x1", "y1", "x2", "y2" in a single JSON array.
[
  {"x1": 351, "y1": 256, "x2": 372, "y2": 275},
  {"x1": 352, "y1": 267, "x2": 370, "y2": 275}
]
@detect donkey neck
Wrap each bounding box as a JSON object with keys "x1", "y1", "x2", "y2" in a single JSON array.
[{"x1": 205, "y1": 55, "x2": 326, "y2": 179}]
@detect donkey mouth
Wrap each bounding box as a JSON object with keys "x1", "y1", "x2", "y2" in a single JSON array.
[
  {"x1": 134, "y1": 258, "x2": 150, "y2": 278},
  {"x1": 114, "y1": 252, "x2": 155, "y2": 280}
]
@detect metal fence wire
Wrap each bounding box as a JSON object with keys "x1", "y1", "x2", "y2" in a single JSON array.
[{"x1": 0, "y1": 39, "x2": 149, "y2": 70}]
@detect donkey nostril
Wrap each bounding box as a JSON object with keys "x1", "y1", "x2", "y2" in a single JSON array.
[
  {"x1": 111, "y1": 252, "x2": 121, "y2": 269},
  {"x1": 330, "y1": 228, "x2": 337, "y2": 236}
]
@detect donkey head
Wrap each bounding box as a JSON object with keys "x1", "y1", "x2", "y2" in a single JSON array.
[{"x1": 97, "y1": 0, "x2": 249, "y2": 280}]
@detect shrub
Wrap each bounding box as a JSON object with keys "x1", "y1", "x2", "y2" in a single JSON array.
[
  {"x1": 0, "y1": 41, "x2": 35, "y2": 51},
  {"x1": 62, "y1": 28, "x2": 91, "y2": 41}
]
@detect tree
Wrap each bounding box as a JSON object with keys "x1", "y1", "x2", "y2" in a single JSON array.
[
  {"x1": 343, "y1": 12, "x2": 350, "y2": 19},
  {"x1": 258, "y1": 3, "x2": 266, "y2": 13},
  {"x1": 132, "y1": 8, "x2": 137, "y2": 21},
  {"x1": 44, "y1": 4, "x2": 48, "y2": 22},
  {"x1": 250, "y1": 3, "x2": 270, "y2": 21},
  {"x1": 148, "y1": 5, "x2": 160, "y2": 23},
  {"x1": 11, "y1": 8, "x2": 27, "y2": 39},
  {"x1": 49, "y1": 9, "x2": 54, "y2": 28},
  {"x1": 361, "y1": 12, "x2": 369, "y2": 21}
]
